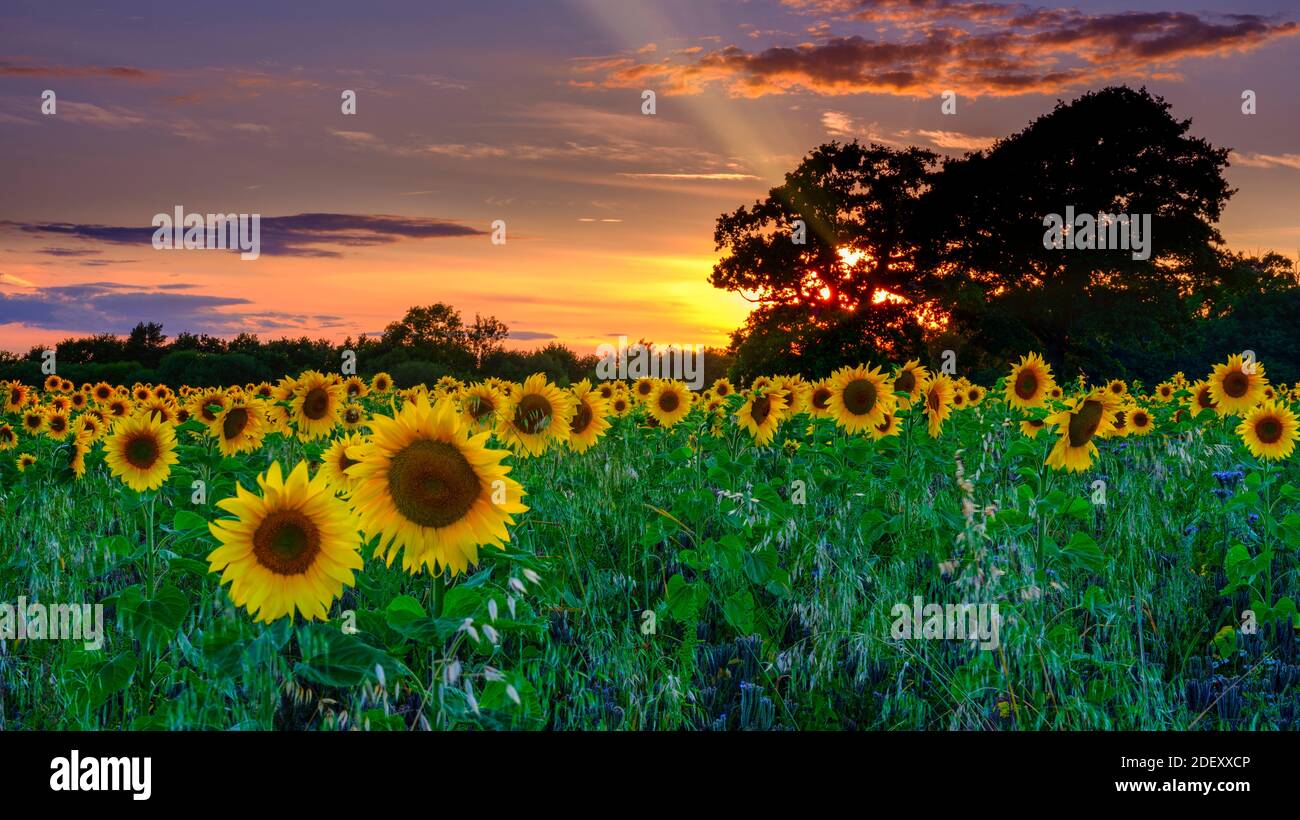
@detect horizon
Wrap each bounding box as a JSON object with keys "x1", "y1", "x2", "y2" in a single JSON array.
[{"x1": 2, "y1": 0, "x2": 1298, "y2": 356}]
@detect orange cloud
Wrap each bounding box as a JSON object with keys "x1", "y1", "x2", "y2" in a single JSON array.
[{"x1": 573, "y1": 6, "x2": 1298, "y2": 98}]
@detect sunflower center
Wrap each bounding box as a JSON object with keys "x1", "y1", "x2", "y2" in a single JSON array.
[
  {"x1": 843, "y1": 378, "x2": 877, "y2": 416},
  {"x1": 812, "y1": 388, "x2": 831, "y2": 410},
  {"x1": 303, "y1": 387, "x2": 330, "y2": 420},
  {"x1": 1196, "y1": 388, "x2": 1214, "y2": 409},
  {"x1": 387, "y1": 438, "x2": 481, "y2": 528},
  {"x1": 344, "y1": 407, "x2": 362, "y2": 424},
  {"x1": 514, "y1": 394, "x2": 553, "y2": 434},
  {"x1": 1255, "y1": 416, "x2": 1283, "y2": 444},
  {"x1": 876, "y1": 413, "x2": 893, "y2": 433},
  {"x1": 570, "y1": 401, "x2": 594, "y2": 434},
  {"x1": 1014, "y1": 369, "x2": 1039, "y2": 400},
  {"x1": 252, "y1": 509, "x2": 321, "y2": 575},
  {"x1": 894, "y1": 370, "x2": 915, "y2": 395},
  {"x1": 467, "y1": 396, "x2": 494, "y2": 421},
  {"x1": 222, "y1": 407, "x2": 250, "y2": 440},
  {"x1": 927, "y1": 387, "x2": 942, "y2": 413},
  {"x1": 1133, "y1": 412, "x2": 1149, "y2": 427},
  {"x1": 716, "y1": 384, "x2": 730, "y2": 396},
  {"x1": 1067, "y1": 400, "x2": 1104, "y2": 447},
  {"x1": 637, "y1": 382, "x2": 652, "y2": 396},
  {"x1": 751, "y1": 396, "x2": 772, "y2": 424},
  {"x1": 1222, "y1": 370, "x2": 1249, "y2": 398},
  {"x1": 124, "y1": 433, "x2": 160, "y2": 469},
  {"x1": 658, "y1": 391, "x2": 680, "y2": 413},
  {"x1": 50, "y1": 417, "x2": 66, "y2": 433}
]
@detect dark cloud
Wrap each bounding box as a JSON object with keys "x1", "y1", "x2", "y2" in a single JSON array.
[
  {"x1": 3, "y1": 213, "x2": 487, "y2": 259},
  {"x1": 509, "y1": 330, "x2": 558, "y2": 340},
  {"x1": 578, "y1": 5, "x2": 1298, "y2": 97},
  {"x1": 0, "y1": 58, "x2": 159, "y2": 80},
  {"x1": 0, "y1": 282, "x2": 314, "y2": 336}
]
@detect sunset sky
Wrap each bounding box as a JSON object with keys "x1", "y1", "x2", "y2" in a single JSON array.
[{"x1": 1, "y1": 0, "x2": 1297, "y2": 355}]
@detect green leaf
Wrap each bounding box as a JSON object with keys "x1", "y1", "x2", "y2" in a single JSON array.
[
  {"x1": 722, "y1": 590, "x2": 755, "y2": 634},
  {"x1": 666, "y1": 574, "x2": 699, "y2": 620},
  {"x1": 89, "y1": 652, "x2": 137, "y2": 708},
  {"x1": 172, "y1": 509, "x2": 209, "y2": 533},
  {"x1": 1055, "y1": 531, "x2": 1104, "y2": 573},
  {"x1": 294, "y1": 623, "x2": 409, "y2": 688},
  {"x1": 129, "y1": 585, "x2": 190, "y2": 651}
]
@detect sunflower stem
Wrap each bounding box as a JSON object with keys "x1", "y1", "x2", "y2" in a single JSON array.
[{"x1": 431, "y1": 571, "x2": 446, "y2": 618}]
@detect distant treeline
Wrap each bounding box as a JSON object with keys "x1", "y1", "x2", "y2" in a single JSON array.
[
  {"x1": 711, "y1": 86, "x2": 1300, "y2": 386},
  {"x1": 0, "y1": 302, "x2": 735, "y2": 389}
]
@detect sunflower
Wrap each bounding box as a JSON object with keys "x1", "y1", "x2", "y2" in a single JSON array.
[
  {"x1": 0, "y1": 424, "x2": 17, "y2": 450},
  {"x1": 736, "y1": 390, "x2": 787, "y2": 446},
  {"x1": 1127, "y1": 406, "x2": 1154, "y2": 436},
  {"x1": 871, "y1": 410, "x2": 901, "y2": 440},
  {"x1": 75, "y1": 413, "x2": 102, "y2": 441},
  {"x1": 68, "y1": 391, "x2": 88, "y2": 411},
  {"x1": 1154, "y1": 382, "x2": 1176, "y2": 402},
  {"x1": 609, "y1": 393, "x2": 632, "y2": 417},
  {"x1": 494, "y1": 374, "x2": 573, "y2": 456},
  {"x1": 104, "y1": 413, "x2": 178, "y2": 491},
  {"x1": 91, "y1": 382, "x2": 114, "y2": 404},
  {"x1": 44, "y1": 410, "x2": 71, "y2": 441},
  {"x1": 132, "y1": 385, "x2": 152, "y2": 403},
  {"x1": 139, "y1": 397, "x2": 176, "y2": 424},
  {"x1": 252, "y1": 382, "x2": 275, "y2": 400},
  {"x1": 951, "y1": 385, "x2": 967, "y2": 410},
  {"x1": 965, "y1": 384, "x2": 986, "y2": 407},
  {"x1": 1005, "y1": 353, "x2": 1055, "y2": 409},
  {"x1": 827, "y1": 365, "x2": 894, "y2": 434},
  {"x1": 370, "y1": 372, "x2": 394, "y2": 394},
  {"x1": 340, "y1": 402, "x2": 367, "y2": 431},
  {"x1": 106, "y1": 397, "x2": 132, "y2": 418},
  {"x1": 804, "y1": 379, "x2": 834, "y2": 419},
  {"x1": 319, "y1": 431, "x2": 366, "y2": 492},
  {"x1": 21, "y1": 409, "x2": 45, "y2": 435},
  {"x1": 1107, "y1": 406, "x2": 1130, "y2": 438},
  {"x1": 1236, "y1": 401, "x2": 1298, "y2": 460},
  {"x1": 347, "y1": 395, "x2": 528, "y2": 576},
  {"x1": 1045, "y1": 392, "x2": 1117, "y2": 473},
  {"x1": 1208, "y1": 354, "x2": 1269, "y2": 417},
  {"x1": 1187, "y1": 380, "x2": 1217, "y2": 419},
  {"x1": 16, "y1": 452, "x2": 36, "y2": 472},
  {"x1": 595, "y1": 381, "x2": 617, "y2": 401},
  {"x1": 291, "y1": 370, "x2": 345, "y2": 440},
  {"x1": 1106, "y1": 379, "x2": 1128, "y2": 399},
  {"x1": 567, "y1": 380, "x2": 611, "y2": 453},
  {"x1": 1019, "y1": 417, "x2": 1048, "y2": 438},
  {"x1": 892, "y1": 360, "x2": 929, "y2": 408},
  {"x1": 48, "y1": 396, "x2": 71, "y2": 414},
  {"x1": 342, "y1": 375, "x2": 369, "y2": 400},
  {"x1": 189, "y1": 389, "x2": 228, "y2": 425},
  {"x1": 207, "y1": 461, "x2": 363, "y2": 623},
  {"x1": 44, "y1": 375, "x2": 62, "y2": 392},
  {"x1": 4, "y1": 382, "x2": 29, "y2": 413},
  {"x1": 921, "y1": 375, "x2": 956, "y2": 437},
  {"x1": 213, "y1": 399, "x2": 267, "y2": 456},
  {"x1": 647, "y1": 380, "x2": 693, "y2": 428},
  {"x1": 458, "y1": 383, "x2": 504, "y2": 431},
  {"x1": 632, "y1": 377, "x2": 657, "y2": 403},
  {"x1": 65, "y1": 433, "x2": 91, "y2": 479},
  {"x1": 711, "y1": 377, "x2": 735, "y2": 398}
]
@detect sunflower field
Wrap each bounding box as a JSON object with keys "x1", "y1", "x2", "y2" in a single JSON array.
[{"x1": 2, "y1": 352, "x2": 1300, "y2": 731}]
